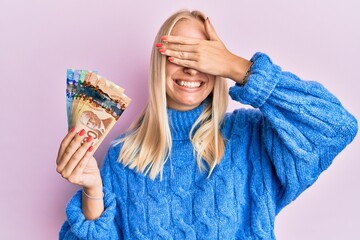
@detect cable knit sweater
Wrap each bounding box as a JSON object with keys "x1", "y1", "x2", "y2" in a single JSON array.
[{"x1": 59, "y1": 53, "x2": 357, "y2": 239}]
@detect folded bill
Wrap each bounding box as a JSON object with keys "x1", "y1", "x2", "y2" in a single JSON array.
[{"x1": 66, "y1": 69, "x2": 131, "y2": 152}]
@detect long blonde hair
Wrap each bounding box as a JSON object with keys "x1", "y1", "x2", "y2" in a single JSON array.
[{"x1": 113, "y1": 10, "x2": 228, "y2": 180}]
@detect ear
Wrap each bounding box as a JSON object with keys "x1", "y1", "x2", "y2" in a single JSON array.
[{"x1": 204, "y1": 17, "x2": 221, "y2": 41}]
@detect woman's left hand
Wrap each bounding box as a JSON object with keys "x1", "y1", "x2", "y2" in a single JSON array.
[{"x1": 158, "y1": 18, "x2": 251, "y2": 82}]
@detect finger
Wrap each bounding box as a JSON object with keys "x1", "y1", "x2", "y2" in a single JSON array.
[
  {"x1": 162, "y1": 43, "x2": 198, "y2": 53},
  {"x1": 168, "y1": 57, "x2": 197, "y2": 69},
  {"x1": 60, "y1": 136, "x2": 94, "y2": 180},
  {"x1": 68, "y1": 149, "x2": 95, "y2": 184},
  {"x1": 56, "y1": 127, "x2": 77, "y2": 165},
  {"x1": 160, "y1": 49, "x2": 199, "y2": 61},
  {"x1": 204, "y1": 17, "x2": 221, "y2": 41},
  {"x1": 161, "y1": 35, "x2": 201, "y2": 45},
  {"x1": 56, "y1": 129, "x2": 87, "y2": 173}
]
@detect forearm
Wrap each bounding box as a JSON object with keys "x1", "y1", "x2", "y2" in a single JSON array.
[{"x1": 82, "y1": 184, "x2": 105, "y2": 220}]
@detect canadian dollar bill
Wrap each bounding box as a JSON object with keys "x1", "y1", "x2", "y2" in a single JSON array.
[
  {"x1": 66, "y1": 69, "x2": 131, "y2": 151},
  {"x1": 66, "y1": 69, "x2": 75, "y2": 126}
]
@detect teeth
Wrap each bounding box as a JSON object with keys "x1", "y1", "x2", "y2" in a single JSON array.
[{"x1": 177, "y1": 80, "x2": 201, "y2": 88}]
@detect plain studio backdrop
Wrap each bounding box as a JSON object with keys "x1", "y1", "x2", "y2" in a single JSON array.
[{"x1": 1, "y1": 0, "x2": 359, "y2": 239}]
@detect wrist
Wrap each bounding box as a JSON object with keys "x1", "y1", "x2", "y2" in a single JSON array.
[
  {"x1": 83, "y1": 182, "x2": 103, "y2": 197},
  {"x1": 83, "y1": 189, "x2": 104, "y2": 200},
  {"x1": 228, "y1": 54, "x2": 252, "y2": 84}
]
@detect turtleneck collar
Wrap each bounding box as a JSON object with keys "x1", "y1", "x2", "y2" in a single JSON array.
[{"x1": 167, "y1": 100, "x2": 209, "y2": 140}]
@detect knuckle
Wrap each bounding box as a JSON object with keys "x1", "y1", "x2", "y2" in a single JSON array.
[
  {"x1": 61, "y1": 171, "x2": 69, "y2": 179},
  {"x1": 73, "y1": 136, "x2": 83, "y2": 144},
  {"x1": 194, "y1": 53, "x2": 200, "y2": 61},
  {"x1": 72, "y1": 152, "x2": 82, "y2": 161},
  {"x1": 179, "y1": 39, "x2": 186, "y2": 44},
  {"x1": 60, "y1": 141, "x2": 66, "y2": 150},
  {"x1": 56, "y1": 166, "x2": 62, "y2": 174},
  {"x1": 63, "y1": 148, "x2": 72, "y2": 157}
]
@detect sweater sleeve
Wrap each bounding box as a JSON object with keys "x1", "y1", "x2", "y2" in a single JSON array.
[
  {"x1": 229, "y1": 52, "x2": 358, "y2": 213},
  {"x1": 59, "y1": 147, "x2": 121, "y2": 240}
]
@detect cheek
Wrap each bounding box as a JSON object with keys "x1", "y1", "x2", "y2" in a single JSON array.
[
  {"x1": 166, "y1": 63, "x2": 182, "y2": 91},
  {"x1": 165, "y1": 61, "x2": 181, "y2": 77},
  {"x1": 207, "y1": 76, "x2": 216, "y2": 92},
  {"x1": 165, "y1": 79, "x2": 172, "y2": 95}
]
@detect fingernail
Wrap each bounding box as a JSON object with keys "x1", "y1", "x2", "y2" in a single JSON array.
[
  {"x1": 79, "y1": 129, "x2": 85, "y2": 136},
  {"x1": 159, "y1": 48, "x2": 166, "y2": 53},
  {"x1": 156, "y1": 43, "x2": 162, "y2": 48},
  {"x1": 70, "y1": 127, "x2": 76, "y2": 133},
  {"x1": 88, "y1": 146, "x2": 94, "y2": 152},
  {"x1": 161, "y1": 36, "x2": 167, "y2": 41},
  {"x1": 86, "y1": 136, "x2": 93, "y2": 142},
  {"x1": 168, "y1": 57, "x2": 174, "y2": 62},
  {"x1": 207, "y1": 17, "x2": 210, "y2": 24}
]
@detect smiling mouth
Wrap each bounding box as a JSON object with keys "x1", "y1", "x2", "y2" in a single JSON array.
[{"x1": 175, "y1": 80, "x2": 204, "y2": 89}]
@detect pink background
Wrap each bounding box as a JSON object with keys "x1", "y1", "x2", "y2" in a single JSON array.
[{"x1": 1, "y1": 0, "x2": 359, "y2": 239}]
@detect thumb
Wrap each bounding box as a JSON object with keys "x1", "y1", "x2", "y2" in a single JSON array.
[{"x1": 205, "y1": 17, "x2": 221, "y2": 41}]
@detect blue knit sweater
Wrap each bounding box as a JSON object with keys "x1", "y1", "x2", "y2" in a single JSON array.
[{"x1": 59, "y1": 53, "x2": 357, "y2": 239}]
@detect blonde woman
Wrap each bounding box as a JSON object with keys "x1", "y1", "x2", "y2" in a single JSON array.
[{"x1": 56, "y1": 10, "x2": 357, "y2": 239}]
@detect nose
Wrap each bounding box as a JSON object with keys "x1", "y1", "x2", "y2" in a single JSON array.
[{"x1": 183, "y1": 67, "x2": 199, "y2": 76}]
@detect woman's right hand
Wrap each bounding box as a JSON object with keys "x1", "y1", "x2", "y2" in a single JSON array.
[{"x1": 56, "y1": 128, "x2": 102, "y2": 190}]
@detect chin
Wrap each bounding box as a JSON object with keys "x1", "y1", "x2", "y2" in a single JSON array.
[{"x1": 170, "y1": 98, "x2": 205, "y2": 111}]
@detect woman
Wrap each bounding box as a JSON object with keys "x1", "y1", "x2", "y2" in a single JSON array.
[{"x1": 57, "y1": 10, "x2": 357, "y2": 239}]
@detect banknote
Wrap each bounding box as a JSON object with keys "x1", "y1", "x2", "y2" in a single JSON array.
[
  {"x1": 84, "y1": 72, "x2": 130, "y2": 114},
  {"x1": 66, "y1": 69, "x2": 75, "y2": 126},
  {"x1": 66, "y1": 69, "x2": 131, "y2": 151},
  {"x1": 71, "y1": 72, "x2": 130, "y2": 125},
  {"x1": 72, "y1": 99, "x2": 117, "y2": 150},
  {"x1": 67, "y1": 69, "x2": 100, "y2": 126},
  {"x1": 67, "y1": 69, "x2": 88, "y2": 125},
  {"x1": 70, "y1": 71, "x2": 91, "y2": 128}
]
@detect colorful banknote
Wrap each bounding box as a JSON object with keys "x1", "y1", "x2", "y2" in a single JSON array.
[{"x1": 66, "y1": 69, "x2": 131, "y2": 151}]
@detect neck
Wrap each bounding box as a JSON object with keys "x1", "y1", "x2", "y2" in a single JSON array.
[{"x1": 167, "y1": 100, "x2": 209, "y2": 140}]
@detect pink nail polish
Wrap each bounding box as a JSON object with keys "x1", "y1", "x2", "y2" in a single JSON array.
[
  {"x1": 156, "y1": 43, "x2": 162, "y2": 48},
  {"x1": 168, "y1": 57, "x2": 174, "y2": 62},
  {"x1": 70, "y1": 127, "x2": 76, "y2": 133},
  {"x1": 159, "y1": 48, "x2": 166, "y2": 53},
  {"x1": 86, "y1": 136, "x2": 93, "y2": 142},
  {"x1": 79, "y1": 129, "x2": 85, "y2": 136},
  {"x1": 88, "y1": 146, "x2": 94, "y2": 152},
  {"x1": 161, "y1": 36, "x2": 167, "y2": 41}
]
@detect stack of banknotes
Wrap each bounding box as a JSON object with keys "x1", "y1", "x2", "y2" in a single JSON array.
[{"x1": 66, "y1": 69, "x2": 131, "y2": 151}]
